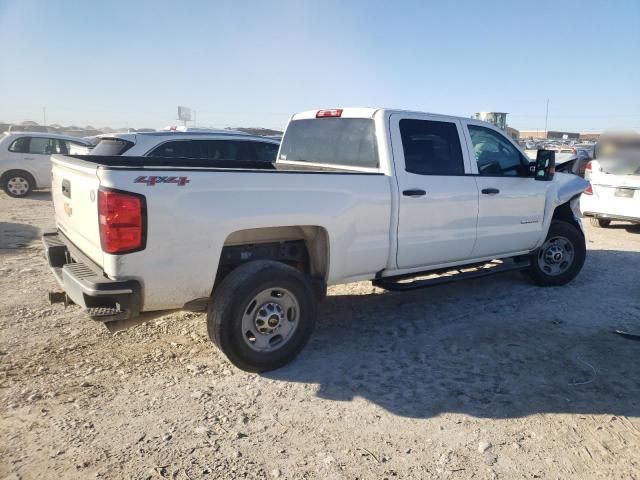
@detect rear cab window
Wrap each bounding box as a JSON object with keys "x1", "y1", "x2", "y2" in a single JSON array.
[{"x1": 278, "y1": 118, "x2": 378, "y2": 169}]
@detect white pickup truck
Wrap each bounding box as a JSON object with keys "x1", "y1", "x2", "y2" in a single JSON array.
[{"x1": 43, "y1": 108, "x2": 588, "y2": 371}]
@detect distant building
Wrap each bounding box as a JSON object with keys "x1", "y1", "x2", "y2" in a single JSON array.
[
  {"x1": 579, "y1": 132, "x2": 601, "y2": 141},
  {"x1": 518, "y1": 130, "x2": 547, "y2": 139},
  {"x1": 519, "y1": 130, "x2": 593, "y2": 141},
  {"x1": 505, "y1": 126, "x2": 520, "y2": 141}
]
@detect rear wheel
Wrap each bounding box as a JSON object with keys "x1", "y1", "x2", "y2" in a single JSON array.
[
  {"x1": 2, "y1": 171, "x2": 34, "y2": 198},
  {"x1": 207, "y1": 260, "x2": 316, "y2": 372},
  {"x1": 523, "y1": 220, "x2": 586, "y2": 286},
  {"x1": 590, "y1": 217, "x2": 611, "y2": 228}
]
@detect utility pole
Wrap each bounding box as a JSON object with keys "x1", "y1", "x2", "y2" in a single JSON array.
[
  {"x1": 42, "y1": 107, "x2": 47, "y2": 126},
  {"x1": 194, "y1": 110, "x2": 197, "y2": 127},
  {"x1": 544, "y1": 99, "x2": 549, "y2": 138}
]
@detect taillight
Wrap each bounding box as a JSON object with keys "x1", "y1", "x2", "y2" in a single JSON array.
[
  {"x1": 98, "y1": 188, "x2": 146, "y2": 254},
  {"x1": 316, "y1": 109, "x2": 343, "y2": 118},
  {"x1": 584, "y1": 161, "x2": 592, "y2": 180},
  {"x1": 584, "y1": 184, "x2": 593, "y2": 195}
]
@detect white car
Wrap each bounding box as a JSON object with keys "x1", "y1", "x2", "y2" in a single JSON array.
[
  {"x1": 581, "y1": 158, "x2": 640, "y2": 227},
  {"x1": 0, "y1": 132, "x2": 92, "y2": 197},
  {"x1": 43, "y1": 107, "x2": 587, "y2": 371},
  {"x1": 91, "y1": 130, "x2": 280, "y2": 163}
]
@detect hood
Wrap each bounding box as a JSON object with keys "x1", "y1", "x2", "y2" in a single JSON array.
[{"x1": 554, "y1": 172, "x2": 589, "y2": 204}]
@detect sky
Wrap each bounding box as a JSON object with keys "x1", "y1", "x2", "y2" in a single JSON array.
[{"x1": 0, "y1": 0, "x2": 638, "y2": 132}]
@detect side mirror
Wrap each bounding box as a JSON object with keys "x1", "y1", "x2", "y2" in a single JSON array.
[{"x1": 534, "y1": 149, "x2": 555, "y2": 181}]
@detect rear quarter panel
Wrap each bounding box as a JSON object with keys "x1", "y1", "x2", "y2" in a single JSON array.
[{"x1": 98, "y1": 168, "x2": 392, "y2": 311}]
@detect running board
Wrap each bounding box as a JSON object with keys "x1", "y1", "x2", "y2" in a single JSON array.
[{"x1": 373, "y1": 258, "x2": 531, "y2": 292}]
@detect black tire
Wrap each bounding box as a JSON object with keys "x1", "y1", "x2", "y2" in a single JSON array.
[
  {"x1": 2, "y1": 170, "x2": 35, "y2": 198},
  {"x1": 207, "y1": 260, "x2": 316, "y2": 372},
  {"x1": 590, "y1": 217, "x2": 611, "y2": 228},
  {"x1": 523, "y1": 220, "x2": 586, "y2": 286}
]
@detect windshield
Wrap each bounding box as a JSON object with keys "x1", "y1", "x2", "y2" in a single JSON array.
[{"x1": 279, "y1": 118, "x2": 378, "y2": 168}]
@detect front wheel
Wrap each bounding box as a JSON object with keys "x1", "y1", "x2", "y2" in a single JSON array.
[
  {"x1": 207, "y1": 260, "x2": 316, "y2": 372},
  {"x1": 523, "y1": 220, "x2": 586, "y2": 286}
]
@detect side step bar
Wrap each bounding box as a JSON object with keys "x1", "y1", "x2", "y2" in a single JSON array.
[{"x1": 373, "y1": 257, "x2": 532, "y2": 292}]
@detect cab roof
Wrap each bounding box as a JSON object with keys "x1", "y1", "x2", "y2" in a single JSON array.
[
  {"x1": 291, "y1": 107, "x2": 471, "y2": 122},
  {"x1": 1, "y1": 131, "x2": 93, "y2": 144}
]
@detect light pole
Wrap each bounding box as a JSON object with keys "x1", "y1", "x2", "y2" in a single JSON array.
[
  {"x1": 43, "y1": 107, "x2": 47, "y2": 126},
  {"x1": 544, "y1": 99, "x2": 549, "y2": 138}
]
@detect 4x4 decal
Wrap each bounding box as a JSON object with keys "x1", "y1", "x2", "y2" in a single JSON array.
[{"x1": 134, "y1": 176, "x2": 190, "y2": 186}]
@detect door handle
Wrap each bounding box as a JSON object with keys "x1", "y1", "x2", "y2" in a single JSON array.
[
  {"x1": 402, "y1": 189, "x2": 426, "y2": 197},
  {"x1": 481, "y1": 188, "x2": 500, "y2": 195},
  {"x1": 24, "y1": 157, "x2": 35, "y2": 160}
]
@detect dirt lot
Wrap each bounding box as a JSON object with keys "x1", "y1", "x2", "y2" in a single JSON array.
[{"x1": 1, "y1": 191, "x2": 639, "y2": 480}]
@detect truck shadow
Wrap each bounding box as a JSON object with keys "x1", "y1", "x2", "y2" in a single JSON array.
[
  {"x1": 606, "y1": 223, "x2": 640, "y2": 234},
  {"x1": 0, "y1": 191, "x2": 51, "y2": 202},
  {"x1": 0, "y1": 222, "x2": 40, "y2": 251},
  {"x1": 28, "y1": 191, "x2": 53, "y2": 201},
  {"x1": 267, "y1": 249, "x2": 640, "y2": 420}
]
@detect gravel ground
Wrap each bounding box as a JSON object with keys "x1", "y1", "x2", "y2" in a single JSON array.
[{"x1": 1, "y1": 191, "x2": 639, "y2": 479}]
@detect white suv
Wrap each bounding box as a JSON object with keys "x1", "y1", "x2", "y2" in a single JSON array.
[
  {"x1": 91, "y1": 130, "x2": 280, "y2": 163},
  {"x1": 0, "y1": 132, "x2": 92, "y2": 197}
]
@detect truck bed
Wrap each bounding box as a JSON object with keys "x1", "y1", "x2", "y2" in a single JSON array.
[{"x1": 49, "y1": 153, "x2": 393, "y2": 313}]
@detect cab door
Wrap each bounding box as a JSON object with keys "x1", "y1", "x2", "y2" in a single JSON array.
[
  {"x1": 462, "y1": 120, "x2": 547, "y2": 257},
  {"x1": 21, "y1": 137, "x2": 58, "y2": 188},
  {"x1": 391, "y1": 114, "x2": 479, "y2": 269}
]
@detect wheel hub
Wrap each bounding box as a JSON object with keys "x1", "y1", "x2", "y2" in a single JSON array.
[
  {"x1": 255, "y1": 302, "x2": 284, "y2": 334},
  {"x1": 241, "y1": 288, "x2": 300, "y2": 352},
  {"x1": 537, "y1": 236, "x2": 575, "y2": 276},
  {"x1": 544, "y1": 245, "x2": 565, "y2": 264},
  {"x1": 7, "y1": 177, "x2": 29, "y2": 196}
]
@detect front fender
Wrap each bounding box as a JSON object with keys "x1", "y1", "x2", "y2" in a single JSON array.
[{"x1": 536, "y1": 173, "x2": 589, "y2": 248}]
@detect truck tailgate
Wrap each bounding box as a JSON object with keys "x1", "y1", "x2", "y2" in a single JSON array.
[{"x1": 51, "y1": 155, "x2": 103, "y2": 267}]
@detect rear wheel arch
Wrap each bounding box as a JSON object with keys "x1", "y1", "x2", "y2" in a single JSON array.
[{"x1": 213, "y1": 225, "x2": 330, "y2": 299}]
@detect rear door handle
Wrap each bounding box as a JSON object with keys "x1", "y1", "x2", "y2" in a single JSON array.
[
  {"x1": 24, "y1": 156, "x2": 35, "y2": 161},
  {"x1": 403, "y1": 189, "x2": 427, "y2": 197},
  {"x1": 481, "y1": 188, "x2": 500, "y2": 195}
]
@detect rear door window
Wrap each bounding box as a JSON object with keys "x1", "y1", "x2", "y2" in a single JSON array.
[
  {"x1": 203, "y1": 140, "x2": 250, "y2": 161},
  {"x1": 149, "y1": 140, "x2": 190, "y2": 158},
  {"x1": 28, "y1": 137, "x2": 57, "y2": 155},
  {"x1": 249, "y1": 141, "x2": 279, "y2": 162},
  {"x1": 399, "y1": 119, "x2": 465, "y2": 175},
  {"x1": 279, "y1": 118, "x2": 378, "y2": 168}
]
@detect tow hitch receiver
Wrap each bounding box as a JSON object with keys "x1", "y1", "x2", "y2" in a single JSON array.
[{"x1": 48, "y1": 291, "x2": 72, "y2": 305}]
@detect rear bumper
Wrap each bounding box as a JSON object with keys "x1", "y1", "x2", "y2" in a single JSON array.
[
  {"x1": 42, "y1": 232, "x2": 141, "y2": 321},
  {"x1": 582, "y1": 212, "x2": 640, "y2": 224}
]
